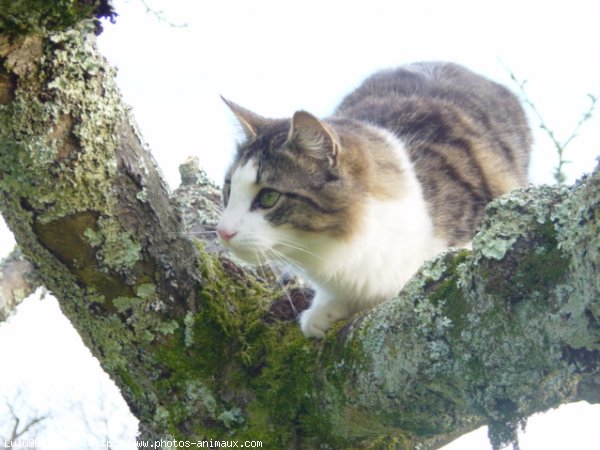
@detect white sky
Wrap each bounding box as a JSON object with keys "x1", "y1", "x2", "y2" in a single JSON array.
[
  {"x1": 1, "y1": 0, "x2": 600, "y2": 448},
  {"x1": 97, "y1": 0, "x2": 600, "y2": 189}
]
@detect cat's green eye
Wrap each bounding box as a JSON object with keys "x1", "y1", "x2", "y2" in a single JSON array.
[{"x1": 257, "y1": 189, "x2": 281, "y2": 209}]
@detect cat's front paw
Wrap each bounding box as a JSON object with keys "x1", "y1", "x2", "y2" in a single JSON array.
[{"x1": 300, "y1": 306, "x2": 334, "y2": 339}]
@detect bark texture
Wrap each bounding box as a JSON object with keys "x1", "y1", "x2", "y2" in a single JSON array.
[
  {"x1": 1, "y1": 6, "x2": 599, "y2": 450},
  {"x1": 0, "y1": 247, "x2": 39, "y2": 322}
]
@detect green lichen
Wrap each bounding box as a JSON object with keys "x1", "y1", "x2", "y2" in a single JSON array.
[
  {"x1": 0, "y1": 25, "x2": 168, "y2": 433},
  {"x1": 136, "y1": 188, "x2": 148, "y2": 203},
  {"x1": 0, "y1": 23, "x2": 149, "y2": 300},
  {"x1": 93, "y1": 217, "x2": 143, "y2": 272},
  {"x1": 136, "y1": 283, "x2": 157, "y2": 299},
  {"x1": 183, "y1": 311, "x2": 195, "y2": 348},
  {"x1": 83, "y1": 226, "x2": 103, "y2": 247},
  {"x1": 453, "y1": 183, "x2": 595, "y2": 450},
  {"x1": 547, "y1": 166, "x2": 600, "y2": 352},
  {"x1": 479, "y1": 237, "x2": 517, "y2": 260},
  {"x1": 184, "y1": 381, "x2": 218, "y2": 418},
  {"x1": 0, "y1": 26, "x2": 126, "y2": 225},
  {"x1": 112, "y1": 295, "x2": 142, "y2": 313},
  {"x1": 217, "y1": 407, "x2": 244, "y2": 429},
  {"x1": 473, "y1": 185, "x2": 569, "y2": 263},
  {"x1": 157, "y1": 320, "x2": 180, "y2": 336},
  {"x1": 0, "y1": 23, "x2": 141, "y2": 287}
]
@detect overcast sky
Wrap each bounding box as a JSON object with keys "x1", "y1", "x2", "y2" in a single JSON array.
[
  {"x1": 1, "y1": 0, "x2": 600, "y2": 448},
  {"x1": 97, "y1": 0, "x2": 600, "y2": 189}
]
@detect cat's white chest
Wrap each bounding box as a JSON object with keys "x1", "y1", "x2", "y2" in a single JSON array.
[
  {"x1": 305, "y1": 192, "x2": 444, "y2": 310},
  {"x1": 298, "y1": 189, "x2": 445, "y2": 338}
]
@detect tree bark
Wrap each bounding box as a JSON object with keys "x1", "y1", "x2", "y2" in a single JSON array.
[
  {"x1": 1, "y1": 7, "x2": 598, "y2": 450},
  {"x1": 0, "y1": 246, "x2": 39, "y2": 322}
]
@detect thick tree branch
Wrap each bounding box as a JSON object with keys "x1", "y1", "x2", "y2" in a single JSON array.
[
  {"x1": 1, "y1": 9, "x2": 598, "y2": 450},
  {"x1": 0, "y1": 22, "x2": 203, "y2": 438},
  {"x1": 310, "y1": 172, "x2": 600, "y2": 449}
]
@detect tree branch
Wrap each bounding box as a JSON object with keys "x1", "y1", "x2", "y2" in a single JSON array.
[
  {"x1": 3, "y1": 396, "x2": 49, "y2": 441},
  {"x1": 1, "y1": 12, "x2": 598, "y2": 450},
  {"x1": 507, "y1": 68, "x2": 599, "y2": 184},
  {"x1": 1, "y1": 22, "x2": 203, "y2": 437},
  {"x1": 309, "y1": 171, "x2": 600, "y2": 449},
  {"x1": 0, "y1": 246, "x2": 39, "y2": 322}
]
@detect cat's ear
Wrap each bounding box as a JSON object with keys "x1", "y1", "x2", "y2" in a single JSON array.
[
  {"x1": 288, "y1": 111, "x2": 340, "y2": 165},
  {"x1": 221, "y1": 96, "x2": 268, "y2": 140}
]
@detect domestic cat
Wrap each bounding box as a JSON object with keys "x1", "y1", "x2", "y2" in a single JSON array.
[{"x1": 217, "y1": 62, "x2": 531, "y2": 338}]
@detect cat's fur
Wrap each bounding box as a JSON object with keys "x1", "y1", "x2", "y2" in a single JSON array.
[{"x1": 217, "y1": 62, "x2": 531, "y2": 338}]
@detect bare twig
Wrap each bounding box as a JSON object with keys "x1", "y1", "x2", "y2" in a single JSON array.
[
  {"x1": 138, "y1": 0, "x2": 188, "y2": 28},
  {"x1": 506, "y1": 68, "x2": 598, "y2": 184},
  {"x1": 9, "y1": 415, "x2": 48, "y2": 441},
  {"x1": 3, "y1": 395, "x2": 49, "y2": 441}
]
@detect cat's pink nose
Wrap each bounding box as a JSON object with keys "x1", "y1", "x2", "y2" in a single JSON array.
[{"x1": 217, "y1": 226, "x2": 237, "y2": 242}]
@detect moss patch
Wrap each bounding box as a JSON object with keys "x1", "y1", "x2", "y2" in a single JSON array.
[
  {"x1": 427, "y1": 250, "x2": 470, "y2": 339},
  {"x1": 481, "y1": 220, "x2": 569, "y2": 306}
]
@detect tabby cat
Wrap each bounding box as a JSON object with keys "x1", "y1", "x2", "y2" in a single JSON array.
[{"x1": 217, "y1": 62, "x2": 531, "y2": 338}]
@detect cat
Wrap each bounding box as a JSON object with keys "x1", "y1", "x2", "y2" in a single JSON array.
[{"x1": 217, "y1": 62, "x2": 531, "y2": 338}]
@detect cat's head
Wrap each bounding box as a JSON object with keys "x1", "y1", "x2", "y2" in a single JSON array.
[{"x1": 216, "y1": 98, "x2": 368, "y2": 267}]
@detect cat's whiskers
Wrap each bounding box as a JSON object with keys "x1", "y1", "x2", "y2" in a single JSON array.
[
  {"x1": 268, "y1": 247, "x2": 306, "y2": 276},
  {"x1": 164, "y1": 230, "x2": 219, "y2": 238},
  {"x1": 235, "y1": 231, "x2": 315, "y2": 269},
  {"x1": 254, "y1": 250, "x2": 270, "y2": 280},
  {"x1": 253, "y1": 248, "x2": 296, "y2": 316},
  {"x1": 272, "y1": 238, "x2": 325, "y2": 263},
  {"x1": 188, "y1": 230, "x2": 219, "y2": 236},
  {"x1": 262, "y1": 248, "x2": 299, "y2": 318}
]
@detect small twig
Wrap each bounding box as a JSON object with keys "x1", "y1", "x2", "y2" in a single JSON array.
[
  {"x1": 9, "y1": 413, "x2": 20, "y2": 441},
  {"x1": 3, "y1": 393, "x2": 50, "y2": 441},
  {"x1": 506, "y1": 67, "x2": 599, "y2": 184},
  {"x1": 138, "y1": 0, "x2": 188, "y2": 28},
  {"x1": 11, "y1": 415, "x2": 49, "y2": 440},
  {"x1": 561, "y1": 93, "x2": 598, "y2": 150}
]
